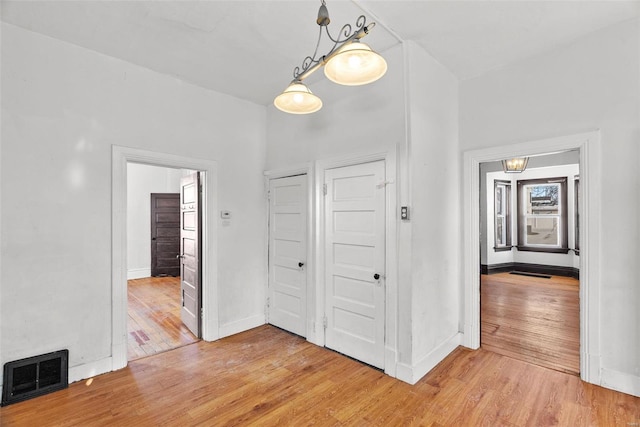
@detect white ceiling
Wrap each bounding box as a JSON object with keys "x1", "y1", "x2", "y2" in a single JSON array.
[{"x1": 2, "y1": 1, "x2": 638, "y2": 106}]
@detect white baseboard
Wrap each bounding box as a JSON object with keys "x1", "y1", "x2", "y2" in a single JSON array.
[
  {"x1": 127, "y1": 268, "x2": 150, "y2": 280},
  {"x1": 396, "y1": 332, "x2": 462, "y2": 385},
  {"x1": 218, "y1": 314, "x2": 265, "y2": 339},
  {"x1": 69, "y1": 356, "x2": 114, "y2": 385},
  {"x1": 601, "y1": 368, "x2": 640, "y2": 397}
]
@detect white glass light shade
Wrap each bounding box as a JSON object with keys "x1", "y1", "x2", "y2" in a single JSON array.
[
  {"x1": 274, "y1": 81, "x2": 322, "y2": 114},
  {"x1": 324, "y1": 41, "x2": 387, "y2": 86},
  {"x1": 502, "y1": 157, "x2": 529, "y2": 173}
]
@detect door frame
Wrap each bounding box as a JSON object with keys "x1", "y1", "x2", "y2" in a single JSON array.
[
  {"x1": 112, "y1": 146, "x2": 218, "y2": 370},
  {"x1": 462, "y1": 130, "x2": 601, "y2": 384},
  {"x1": 315, "y1": 149, "x2": 398, "y2": 377},
  {"x1": 264, "y1": 163, "x2": 314, "y2": 340}
]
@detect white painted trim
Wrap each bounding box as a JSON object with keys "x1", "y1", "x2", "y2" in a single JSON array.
[
  {"x1": 601, "y1": 368, "x2": 640, "y2": 398},
  {"x1": 218, "y1": 314, "x2": 265, "y2": 339},
  {"x1": 69, "y1": 357, "x2": 113, "y2": 384},
  {"x1": 263, "y1": 164, "x2": 317, "y2": 343},
  {"x1": 315, "y1": 148, "x2": 398, "y2": 375},
  {"x1": 127, "y1": 268, "x2": 150, "y2": 280},
  {"x1": 396, "y1": 332, "x2": 462, "y2": 385},
  {"x1": 112, "y1": 145, "x2": 219, "y2": 373},
  {"x1": 462, "y1": 130, "x2": 601, "y2": 386}
]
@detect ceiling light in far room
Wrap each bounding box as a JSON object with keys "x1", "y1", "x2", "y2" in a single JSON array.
[
  {"x1": 274, "y1": 0, "x2": 387, "y2": 114},
  {"x1": 502, "y1": 157, "x2": 529, "y2": 173}
]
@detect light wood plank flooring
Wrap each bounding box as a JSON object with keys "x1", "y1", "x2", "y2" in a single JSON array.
[
  {"x1": 2, "y1": 325, "x2": 638, "y2": 426},
  {"x1": 481, "y1": 272, "x2": 580, "y2": 375},
  {"x1": 128, "y1": 276, "x2": 198, "y2": 360}
]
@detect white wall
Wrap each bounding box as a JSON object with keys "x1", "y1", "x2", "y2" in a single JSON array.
[
  {"x1": 126, "y1": 163, "x2": 182, "y2": 279},
  {"x1": 405, "y1": 42, "x2": 460, "y2": 380},
  {"x1": 1, "y1": 24, "x2": 267, "y2": 379},
  {"x1": 485, "y1": 164, "x2": 579, "y2": 268},
  {"x1": 460, "y1": 19, "x2": 639, "y2": 391}
]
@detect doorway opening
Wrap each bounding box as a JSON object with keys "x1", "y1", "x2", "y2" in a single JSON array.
[
  {"x1": 479, "y1": 151, "x2": 580, "y2": 375},
  {"x1": 111, "y1": 146, "x2": 219, "y2": 371},
  {"x1": 463, "y1": 130, "x2": 602, "y2": 385},
  {"x1": 126, "y1": 164, "x2": 201, "y2": 361}
]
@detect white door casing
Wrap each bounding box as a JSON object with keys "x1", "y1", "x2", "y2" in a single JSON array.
[
  {"x1": 268, "y1": 175, "x2": 308, "y2": 337},
  {"x1": 324, "y1": 160, "x2": 386, "y2": 369}
]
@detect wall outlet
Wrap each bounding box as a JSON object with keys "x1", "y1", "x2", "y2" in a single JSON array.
[{"x1": 401, "y1": 206, "x2": 409, "y2": 220}]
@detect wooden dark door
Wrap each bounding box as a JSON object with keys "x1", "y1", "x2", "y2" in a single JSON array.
[
  {"x1": 150, "y1": 193, "x2": 180, "y2": 277},
  {"x1": 179, "y1": 172, "x2": 201, "y2": 337}
]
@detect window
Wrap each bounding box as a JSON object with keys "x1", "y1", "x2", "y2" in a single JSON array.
[
  {"x1": 494, "y1": 180, "x2": 511, "y2": 251},
  {"x1": 517, "y1": 177, "x2": 568, "y2": 253}
]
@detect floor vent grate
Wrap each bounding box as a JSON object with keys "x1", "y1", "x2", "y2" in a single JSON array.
[
  {"x1": 2, "y1": 349, "x2": 69, "y2": 406},
  {"x1": 509, "y1": 271, "x2": 552, "y2": 279}
]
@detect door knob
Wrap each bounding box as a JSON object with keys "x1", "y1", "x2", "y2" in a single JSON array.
[
  {"x1": 374, "y1": 273, "x2": 380, "y2": 280},
  {"x1": 298, "y1": 262, "x2": 305, "y2": 268},
  {"x1": 176, "y1": 254, "x2": 184, "y2": 259}
]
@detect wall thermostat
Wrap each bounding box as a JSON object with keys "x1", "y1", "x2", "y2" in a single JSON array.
[{"x1": 220, "y1": 210, "x2": 231, "y2": 219}]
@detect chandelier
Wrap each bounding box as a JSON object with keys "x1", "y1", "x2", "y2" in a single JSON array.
[{"x1": 274, "y1": 0, "x2": 388, "y2": 114}]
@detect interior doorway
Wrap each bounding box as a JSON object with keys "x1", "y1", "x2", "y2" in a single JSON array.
[
  {"x1": 479, "y1": 151, "x2": 580, "y2": 375},
  {"x1": 126, "y1": 164, "x2": 201, "y2": 360},
  {"x1": 463, "y1": 130, "x2": 602, "y2": 384},
  {"x1": 112, "y1": 146, "x2": 219, "y2": 371}
]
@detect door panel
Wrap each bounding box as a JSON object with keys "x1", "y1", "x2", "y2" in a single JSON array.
[
  {"x1": 325, "y1": 161, "x2": 385, "y2": 368},
  {"x1": 150, "y1": 193, "x2": 180, "y2": 277},
  {"x1": 180, "y1": 172, "x2": 201, "y2": 337},
  {"x1": 268, "y1": 175, "x2": 307, "y2": 337}
]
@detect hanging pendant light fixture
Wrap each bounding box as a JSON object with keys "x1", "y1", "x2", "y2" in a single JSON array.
[
  {"x1": 502, "y1": 157, "x2": 529, "y2": 173},
  {"x1": 273, "y1": 80, "x2": 323, "y2": 114},
  {"x1": 274, "y1": 0, "x2": 387, "y2": 114}
]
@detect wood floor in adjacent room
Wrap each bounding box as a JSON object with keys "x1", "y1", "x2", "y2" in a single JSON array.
[
  {"x1": 481, "y1": 272, "x2": 580, "y2": 375},
  {"x1": 128, "y1": 276, "x2": 198, "y2": 360},
  {"x1": 2, "y1": 326, "x2": 638, "y2": 426}
]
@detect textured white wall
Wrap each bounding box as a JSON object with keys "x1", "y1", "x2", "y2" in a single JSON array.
[
  {"x1": 460, "y1": 19, "x2": 639, "y2": 388},
  {"x1": 126, "y1": 163, "x2": 182, "y2": 279},
  {"x1": 405, "y1": 41, "x2": 460, "y2": 374},
  {"x1": 1, "y1": 23, "x2": 267, "y2": 375}
]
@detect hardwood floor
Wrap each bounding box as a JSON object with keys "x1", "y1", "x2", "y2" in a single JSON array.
[
  {"x1": 128, "y1": 276, "x2": 198, "y2": 360},
  {"x1": 2, "y1": 326, "x2": 638, "y2": 426},
  {"x1": 481, "y1": 272, "x2": 580, "y2": 375}
]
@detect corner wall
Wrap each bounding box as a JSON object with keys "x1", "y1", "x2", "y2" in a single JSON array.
[{"x1": 403, "y1": 41, "x2": 461, "y2": 383}]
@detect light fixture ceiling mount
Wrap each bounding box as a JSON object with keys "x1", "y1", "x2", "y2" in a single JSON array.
[
  {"x1": 274, "y1": 0, "x2": 387, "y2": 114},
  {"x1": 502, "y1": 157, "x2": 529, "y2": 173}
]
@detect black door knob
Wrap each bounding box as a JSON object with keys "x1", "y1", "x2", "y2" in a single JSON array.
[
  {"x1": 298, "y1": 262, "x2": 304, "y2": 268},
  {"x1": 374, "y1": 273, "x2": 380, "y2": 280}
]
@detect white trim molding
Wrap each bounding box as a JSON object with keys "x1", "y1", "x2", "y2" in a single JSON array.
[
  {"x1": 314, "y1": 148, "x2": 399, "y2": 377},
  {"x1": 601, "y1": 369, "x2": 640, "y2": 398},
  {"x1": 462, "y1": 130, "x2": 602, "y2": 386},
  {"x1": 218, "y1": 314, "x2": 266, "y2": 339},
  {"x1": 127, "y1": 268, "x2": 151, "y2": 280},
  {"x1": 397, "y1": 332, "x2": 462, "y2": 385},
  {"x1": 111, "y1": 145, "x2": 219, "y2": 373}
]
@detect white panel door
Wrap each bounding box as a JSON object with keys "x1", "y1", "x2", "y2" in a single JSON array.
[
  {"x1": 325, "y1": 161, "x2": 385, "y2": 368},
  {"x1": 268, "y1": 175, "x2": 308, "y2": 337}
]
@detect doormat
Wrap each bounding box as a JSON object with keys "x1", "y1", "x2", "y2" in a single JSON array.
[{"x1": 509, "y1": 271, "x2": 552, "y2": 279}]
